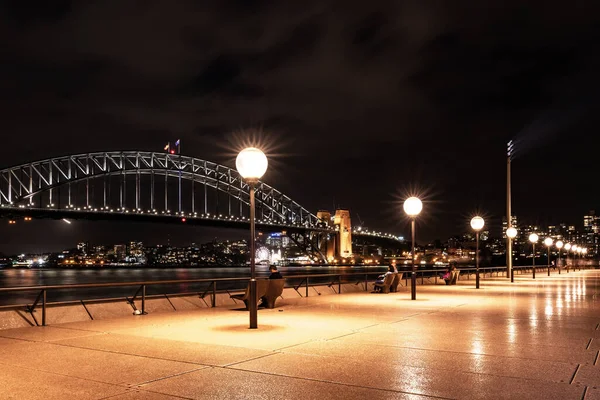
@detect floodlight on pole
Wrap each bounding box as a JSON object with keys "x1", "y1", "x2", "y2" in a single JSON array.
[
  {"x1": 470, "y1": 216, "x2": 484, "y2": 289},
  {"x1": 236, "y1": 147, "x2": 268, "y2": 329},
  {"x1": 404, "y1": 197, "x2": 422, "y2": 300},
  {"x1": 544, "y1": 237, "x2": 553, "y2": 276},
  {"x1": 529, "y1": 233, "x2": 538, "y2": 279},
  {"x1": 506, "y1": 227, "x2": 517, "y2": 281},
  {"x1": 506, "y1": 140, "x2": 515, "y2": 281}
]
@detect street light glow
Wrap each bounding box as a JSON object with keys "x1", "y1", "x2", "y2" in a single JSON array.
[
  {"x1": 470, "y1": 216, "x2": 484, "y2": 231},
  {"x1": 544, "y1": 237, "x2": 553, "y2": 247},
  {"x1": 529, "y1": 233, "x2": 538, "y2": 243},
  {"x1": 506, "y1": 227, "x2": 518, "y2": 239},
  {"x1": 403, "y1": 197, "x2": 422, "y2": 217},
  {"x1": 235, "y1": 147, "x2": 268, "y2": 180},
  {"x1": 564, "y1": 243, "x2": 571, "y2": 250},
  {"x1": 556, "y1": 240, "x2": 564, "y2": 249}
]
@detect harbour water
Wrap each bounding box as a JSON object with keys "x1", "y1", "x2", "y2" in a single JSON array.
[{"x1": 0, "y1": 265, "x2": 389, "y2": 306}]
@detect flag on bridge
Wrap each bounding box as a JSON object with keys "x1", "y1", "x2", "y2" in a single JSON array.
[
  {"x1": 175, "y1": 139, "x2": 181, "y2": 154},
  {"x1": 164, "y1": 143, "x2": 170, "y2": 152}
]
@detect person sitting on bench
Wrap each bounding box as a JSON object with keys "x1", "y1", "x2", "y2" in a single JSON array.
[{"x1": 259, "y1": 266, "x2": 283, "y2": 306}]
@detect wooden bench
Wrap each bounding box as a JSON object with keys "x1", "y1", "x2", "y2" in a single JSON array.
[
  {"x1": 446, "y1": 270, "x2": 460, "y2": 285},
  {"x1": 261, "y1": 279, "x2": 285, "y2": 308},
  {"x1": 390, "y1": 272, "x2": 404, "y2": 292},
  {"x1": 373, "y1": 274, "x2": 395, "y2": 293},
  {"x1": 230, "y1": 279, "x2": 270, "y2": 309}
]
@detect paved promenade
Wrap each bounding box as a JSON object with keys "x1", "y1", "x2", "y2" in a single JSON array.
[{"x1": 0, "y1": 270, "x2": 599, "y2": 400}]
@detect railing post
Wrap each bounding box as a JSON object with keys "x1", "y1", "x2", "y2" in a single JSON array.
[
  {"x1": 42, "y1": 289, "x2": 46, "y2": 327},
  {"x1": 212, "y1": 281, "x2": 216, "y2": 308},
  {"x1": 338, "y1": 275, "x2": 341, "y2": 294},
  {"x1": 306, "y1": 277, "x2": 309, "y2": 297},
  {"x1": 141, "y1": 285, "x2": 146, "y2": 315},
  {"x1": 365, "y1": 274, "x2": 368, "y2": 291}
]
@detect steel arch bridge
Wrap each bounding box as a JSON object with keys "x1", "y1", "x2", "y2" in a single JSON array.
[{"x1": 0, "y1": 151, "x2": 403, "y2": 261}]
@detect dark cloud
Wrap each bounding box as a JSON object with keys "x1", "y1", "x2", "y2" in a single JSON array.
[{"x1": 1, "y1": 1, "x2": 600, "y2": 252}]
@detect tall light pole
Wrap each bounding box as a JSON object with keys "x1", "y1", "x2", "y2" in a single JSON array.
[
  {"x1": 236, "y1": 147, "x2": 268, "y2": 329},
  {"x1": 556, "y1": 240, "x2": 564, "y2": 274},
  {"x1": 529, "y1": 233, "x2": 538, "y2": 279},
  {"x1": 564, "y1": 243, "x2": 572, "y2": 272},
  {"x1": 506, "y1": 140, "x2": 515, "y2": 280},
  {"x1": 471, "y1": 216, "x2": 485, "y2": 289},
  {"x1": 544, "y1": 237, "x2": 553, "y2": 277},
  {"x1": 582, "y1": 248, "x2": 588, "y2": 268},
  {"x1": 572, "y1": 245, "x2": 579, "y2": 271},
  {"x1": 404, "y1": 197, "x2": 422, "y2": 300},
  {"x1": 506, "y1": 227, "x2": 518, "y2": 282}
]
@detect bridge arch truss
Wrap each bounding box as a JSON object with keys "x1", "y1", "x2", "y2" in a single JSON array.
[{"x1": 0, "y1": 151, "x2": 321, "y2": 229}]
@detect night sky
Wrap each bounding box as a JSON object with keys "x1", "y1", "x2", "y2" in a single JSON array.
[{"x1": 1, "y1": 1, "x2": 600, "y2": 253}]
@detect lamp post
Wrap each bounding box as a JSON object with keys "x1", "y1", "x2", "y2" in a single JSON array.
[
  {"x1": 582, "y1": 248, "x2": 588, "y2": 269},
  {"x1": 564, "y1": 243, "x2": 571, "y2": 272},
  {"x1": 403, "y1": 197, "x2": 422, "y2": 300},
  {"x1": 544, "y1": 237, "x2": 553, "y2": 276},
  {"x1": 470, "y1": 216, "x2": 485, "y2": 289},
  {"x1": 556, "y1": 240, "x2": 563, "y2": 274},
  {"x1": 506, "y1": 227, "x2": 518, "y2": 282},
  {"x1": 572, "y1": 245, "x2": 579, "y2": 271},
  {"x1": 236, "y1": 147, "x2": 268, "y2": 329},
  {"x1": 529, "y1": 233, "x2": 538, "y2": 279}
]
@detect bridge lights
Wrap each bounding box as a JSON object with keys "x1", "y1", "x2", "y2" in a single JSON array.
[
  {"x1": 470, "y1": 216, "x2": 485, "y2": 289},
  {"x1": 403, "y1": 196, "x2": 422, "y2": 300},
  {"x1": 236, "y1": 147, "x2": 268, "y2": 329}
]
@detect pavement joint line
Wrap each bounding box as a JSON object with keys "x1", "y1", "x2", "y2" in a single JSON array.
[
  {"x1": 103, "y1": 387, "x2": 195, "y2": 400},
  {"x1": 220, "y1": 365, "x2": 454, "y2": 399},
  {"x1": 594, "y1": 350, "x2": 599, "y2": 366},
  {"x1": 222, "y1": 351, "x2": 281, "y2": 368},
  {"x1": 586, "y1": 338, "x2": 593, "y2": 350},
  {"x1": 132, "y1": 365, "x2": 208, "y2": 386},
  {"x1": 581, "y1": 386, "x2": 588, "y2": 400},
  {"x1": 45, "y1": 339, "x2": 221, "y2": 367},
  {"x1": 570, "y1": 364, "x2": 581, "y2": 384},
  {"x1": 273, "y1": 339, "x2": 318, "y2": 352},
  {"x1": 596, "y1": 322, "x2": 600, "y2": 330}
]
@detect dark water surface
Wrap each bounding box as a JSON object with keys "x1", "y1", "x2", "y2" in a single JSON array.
[{"x1": 0, "y1": 266, "x2": 388, "y2": 306}]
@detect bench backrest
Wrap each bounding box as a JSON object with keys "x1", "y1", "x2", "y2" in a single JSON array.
[
  {"x1": 450, "y1": 270, "x2": 459, "y2": 285},
  {"x1": 390, "y1": 273, "x2": 401, "y2": 292},
  {"x1": 265, "y1": 279, "x2": 285, "y2": 299}
]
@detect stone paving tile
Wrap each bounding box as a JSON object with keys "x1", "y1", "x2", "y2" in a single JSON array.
[
  {"x1": 0, "y1": 362, "x2": 125, "y2": 400},
  {"x1": 139, "y1": 366, "x2": 433, "y2": 400},
  {"x1": 282, "y1": 338, "x2": 577, "y2": 383},
  {"x1": 573, "y1": 365, "x2": 600, "y2": 387},
  {"x1": 0, "y1": 341, "x2": 205, "y2": 386},
  {"x1": 229, "y1": 352, "x2": 586, "y2": 399},
  {"x1": 336, "y1": 331, "x2": 597, "y2": 364},
  {"x1": 56, "y1": 333, "x2": 273, "y2": 366},
  {"x1": 0, "y1": 325, "x2": 103, "y2": 342},
  {"x1": 100, "y1": 390, "x2": 184, "y2": 400},
  {"x1": 586, "y1": 387, "x2": 600, "y2": 400}
]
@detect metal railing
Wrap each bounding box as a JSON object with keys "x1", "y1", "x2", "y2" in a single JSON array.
[{"x1": 0, "y1": 264, "x2": 595, "y2": 326}]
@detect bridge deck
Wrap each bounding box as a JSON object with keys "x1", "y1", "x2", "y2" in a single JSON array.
[{"x1": 0, "y1": 272, "x2": 599, "y2": 399}]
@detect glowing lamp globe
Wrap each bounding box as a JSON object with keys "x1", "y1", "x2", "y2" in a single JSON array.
[
  {"x1": 556, "y1": 240, "x2": 564, "y2": 249},
  {"x1": 544, "y1": 237, "x2": 553, "y2": 247},
  {"x1": 572, "y1": 245, "x2": 578, "y2": 252},
  {"x1": 564, "y1": 243, "x2": 571, "y2": 251},
  {"x1": 529, "y1": 233, "x2": 539, "y2": 244},
  {"x1": 236, "y1": 148, "x2": 268, "y2": 180},
  {"x1": 403, "y1": 197, "x2": 422, "y2": 217},
  {"x1": 506, "y1": 227, "x2": 518, "y2": 239},
  {"x1": 583, "y1": 248, "x2": 588, "y2": 254},
  {"x1": 470, "y1": 216, "x2": 484, "y2": 231}
]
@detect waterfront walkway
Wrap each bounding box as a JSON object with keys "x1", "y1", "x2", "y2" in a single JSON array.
[{"x1": 0, "y1": 271, "x2": 599, "y2": 400}]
